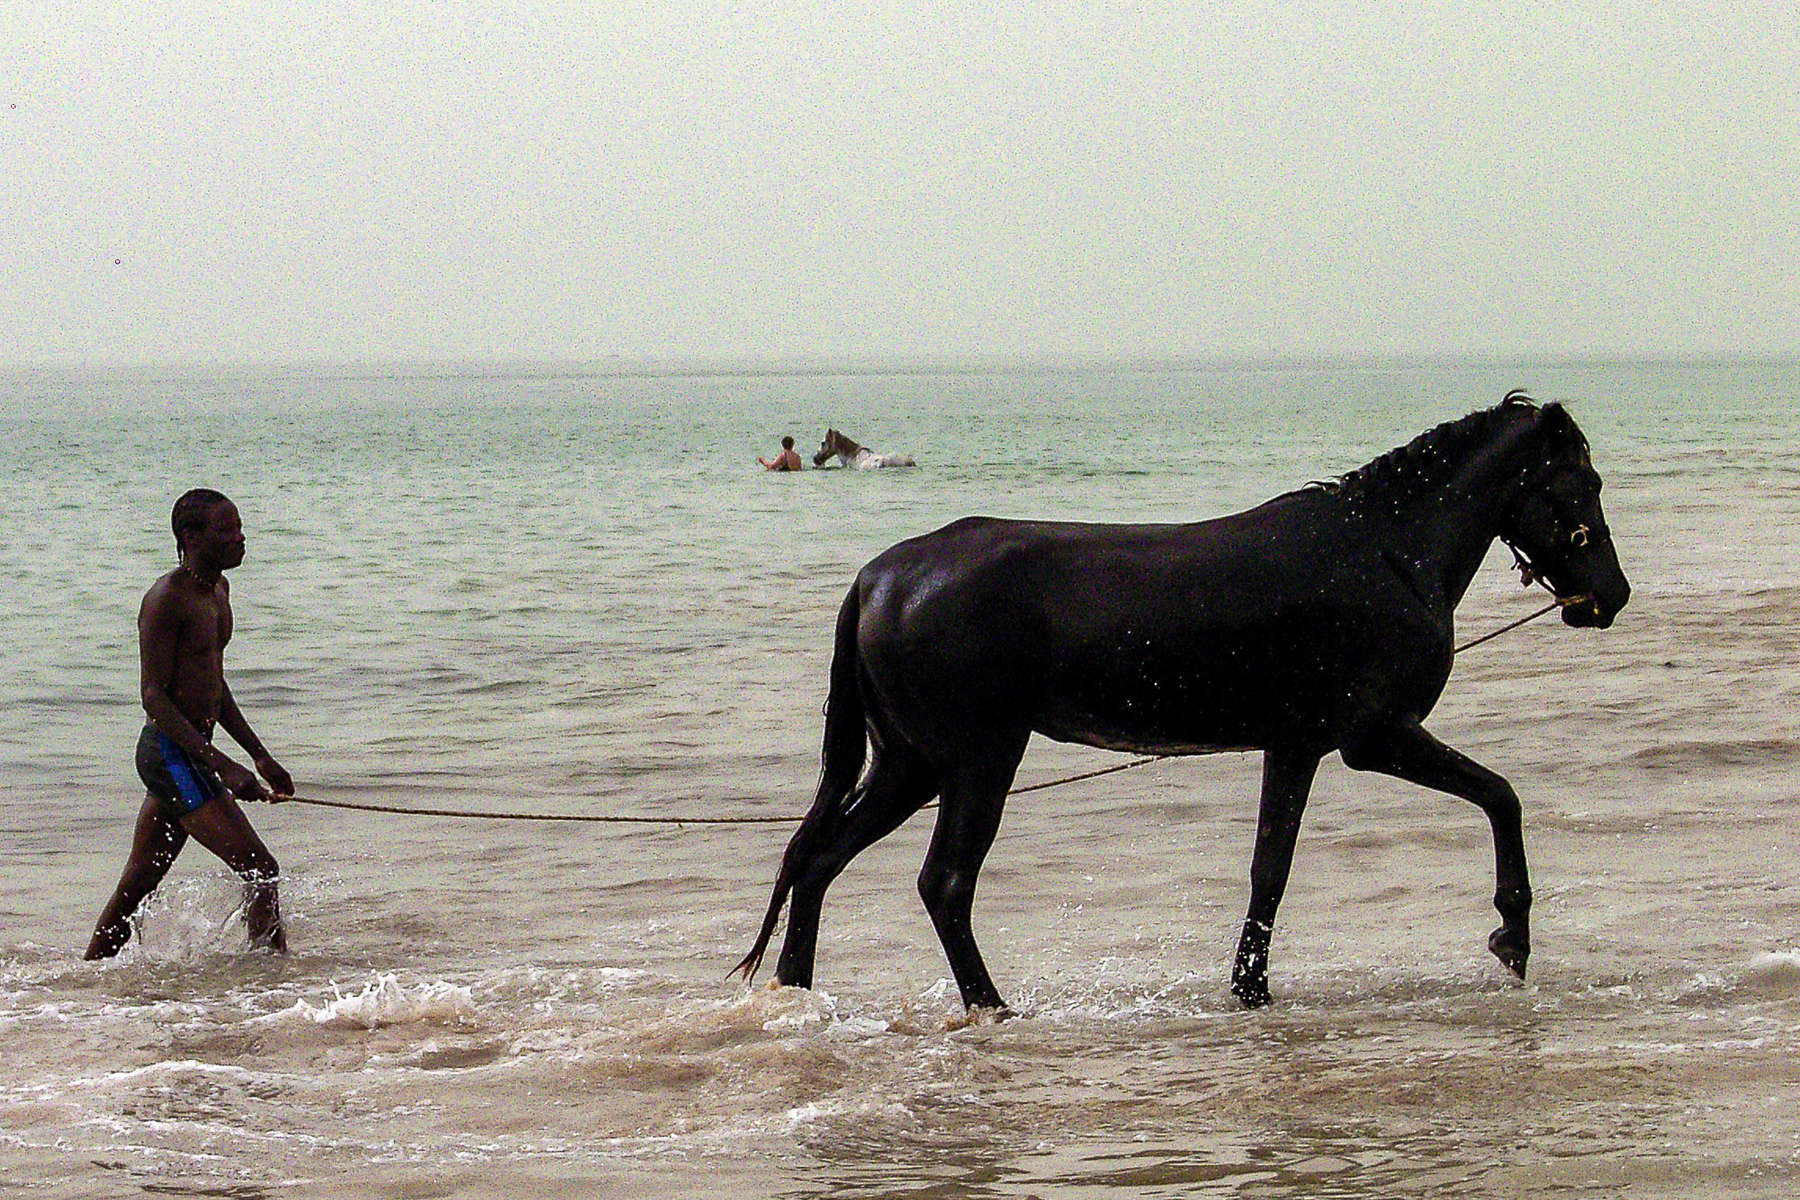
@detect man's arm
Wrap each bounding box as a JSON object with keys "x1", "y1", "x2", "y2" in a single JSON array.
[{"x1": 218, "y1": 682, "x2": 293, "y2": 797}]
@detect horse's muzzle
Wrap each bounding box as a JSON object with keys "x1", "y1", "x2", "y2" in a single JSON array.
[
  {"x1": 1561, "y1": 599, "x2": 1610, "y2": 628},
  {"x1": 1560, "y1": 578, "x2": 1628, "y2": 628}
]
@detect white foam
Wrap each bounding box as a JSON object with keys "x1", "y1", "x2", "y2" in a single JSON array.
[
  {"x1": 287, "y1": 973, "x2": 476, "y2": 1030},
  {"x1": 776, "y1": 1096, "x2": 917, "y2": 1134},
  {"x1": 718, "y1": 984, "x2": 905, "y2": 1041},
  {"x1": 829, "y1": 1014, "x2": 891, "y2": 1039},
  {"x1": 753, "y1": 987, "x2": 839, "y2": 1032}
]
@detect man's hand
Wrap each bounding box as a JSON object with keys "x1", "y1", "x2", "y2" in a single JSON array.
[
  {"x1": 254, "y1": 753, "x2": 294, "y2": 802},
  {"x1": 217, "y1": 756, "x2": 271, "y2": 803}
]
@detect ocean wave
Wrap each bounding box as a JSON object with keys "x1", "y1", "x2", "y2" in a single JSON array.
[
  {"x1": 69, "y1": 1057, "x2": 256, "y2": 1088},
  {"x1": 1627, "y1": 738, "x2": 1800, "y2": 771},
  {"x1": 1740, "y1": 951, "x2": 1800, "y2": 997},
  {"x1": 1676, "y1": 951, "x2": 1800, "y2": 1003}
]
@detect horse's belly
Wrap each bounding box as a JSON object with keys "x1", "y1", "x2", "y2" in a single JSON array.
[
  {"x1": 1035, "y1": 690, "x2": 1276, "y2": 756},
  {"x1": 1035, "y1": 717, "x2": 1259, "y2": 757},
  {"x1": 1031, "y1": 637, "x2": 1350, "y2": 753}
]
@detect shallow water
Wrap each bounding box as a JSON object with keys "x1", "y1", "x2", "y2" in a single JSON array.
[{"x1": 3, "y1": 360, "x2": 1798, "y2": 1197}]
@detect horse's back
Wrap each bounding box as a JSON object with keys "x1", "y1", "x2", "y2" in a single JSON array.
[
  {"x1": 852, "y1": 448, "x2": 915, "y2": 468},
  {"x1": 856, "y1": 511, "x2": 1324, "y2": 660}
]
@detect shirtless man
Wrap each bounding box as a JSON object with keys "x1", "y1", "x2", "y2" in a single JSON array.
[
  {"x1": 86, "y1": 489, "x2": 295, "y2": 959},
  {"x1": 758, "y1": 436, "x2": 803, "y2": 471}
]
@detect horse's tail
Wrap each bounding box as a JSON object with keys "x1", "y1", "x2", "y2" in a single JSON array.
[{"x1": 735, "y1": 585, "x2": 869, "y2": 982}]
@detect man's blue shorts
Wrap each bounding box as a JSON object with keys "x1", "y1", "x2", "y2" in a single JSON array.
[{"x1": 135, "y1": 724, "x2": 221, "y2": 815}]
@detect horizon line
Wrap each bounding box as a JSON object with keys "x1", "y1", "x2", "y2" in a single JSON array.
[{"x1": 2, "y1": 350, "x2": 1794, "y2": 382}]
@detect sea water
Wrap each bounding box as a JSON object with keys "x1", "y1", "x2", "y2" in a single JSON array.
[{"x1": 2, "y1": 360, "x2": 1797, "y2": 1197}]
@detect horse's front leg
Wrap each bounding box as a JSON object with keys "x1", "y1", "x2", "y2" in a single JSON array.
[
  {"x1": 1232, "y1": 747, "x2": 1322, "y2": 1008},
  {"x1": 1340, "y1": 720, "x2": 1532, "y2": 979}
]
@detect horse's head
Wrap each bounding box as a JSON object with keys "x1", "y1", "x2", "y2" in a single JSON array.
[
  {"x1": 813, "y1": 429, "x2": 842, "y2": 466},
  {"x1": 1500, "y1": 400, "x2": 1631, "y2": 628}
]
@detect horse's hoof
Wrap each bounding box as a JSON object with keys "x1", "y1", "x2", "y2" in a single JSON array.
[
  {"x1": 1487, "y1": 925, "x2": 1530, "y2": 979},
  {"x1": 1232, "y1": 978, "x2": 1272, "y2": 1009},
  {"x1": 947, "y1": 1004, "x2": 1013, "y2": 1030}
]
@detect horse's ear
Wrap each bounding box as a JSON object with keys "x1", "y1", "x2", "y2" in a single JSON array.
[{"x1": 1537, "y1": 402, "x2": 1590, "y2": 453}]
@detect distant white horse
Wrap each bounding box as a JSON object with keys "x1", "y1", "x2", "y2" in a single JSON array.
[{"x1": 812, "y1": 428, "x2": 917, "y2": 469}]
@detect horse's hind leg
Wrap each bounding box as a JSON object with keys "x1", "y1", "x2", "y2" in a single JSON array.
[
  {"x1": 775, "y1": 748, "x2": 937, "y2": 990},
  {"x1": 1232, "y1": 747, "x2": 1322, "y2": 1008},
  {"x1": 918, "y1": 745, "x2": 1025, "y2": 1013}
]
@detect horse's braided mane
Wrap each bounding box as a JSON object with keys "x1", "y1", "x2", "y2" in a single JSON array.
[{"x1": 1312, "y1": 390, "x2": 1552, "y2": 507}]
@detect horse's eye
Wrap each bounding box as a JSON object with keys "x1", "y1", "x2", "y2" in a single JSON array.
[{"x1": 1569, "y1": 524, "x2": 1590, "y2": 548}]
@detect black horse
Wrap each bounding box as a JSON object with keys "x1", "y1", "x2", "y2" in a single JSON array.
[{"x1": 738, "y1": 393, "x2": 1629, "y2": 1010}]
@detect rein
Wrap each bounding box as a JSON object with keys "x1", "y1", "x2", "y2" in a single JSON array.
[
  {"x1": 1451, "y1": 599, "x2": 1563, "y2": 653},
  {"x1": 1452, "y1": 534, "x2": 1587, "y2": 654},
  {"x1": 277, "y1": 596, "x2": 1571, "y2": 826}
]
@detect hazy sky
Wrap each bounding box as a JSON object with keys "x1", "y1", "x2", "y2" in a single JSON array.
[{"x1": 5, "y1": 3, "x2": 1796, "y2": 365}]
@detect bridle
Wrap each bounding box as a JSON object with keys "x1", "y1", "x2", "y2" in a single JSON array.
[{"x1": 1499, "y1": 454, "x2": 1611, "y2": 612}]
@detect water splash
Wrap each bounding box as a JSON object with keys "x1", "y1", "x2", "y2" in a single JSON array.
[{"x1": 289, "y1": 973, "x2": 476, "y2": 1029}]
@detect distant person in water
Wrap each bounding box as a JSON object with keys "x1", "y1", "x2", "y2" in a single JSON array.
[
  {"x1": 86, "y1": 489, "x2": 295, "y2": 959},
  {"x1": 759, "y1": 436, "x2": 803, "y2": 472}
]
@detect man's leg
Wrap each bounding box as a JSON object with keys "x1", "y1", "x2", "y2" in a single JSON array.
[
  {"x1": 86, "y1": 794, "x2": 188, "y2": 959},
  {"x1": 180, "y1": 795, "x2": 285, "y2": 952}
]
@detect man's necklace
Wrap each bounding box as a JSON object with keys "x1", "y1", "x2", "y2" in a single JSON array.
[{"x1": 177, "y1": 561, "x2": 219, "y2": 587}]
